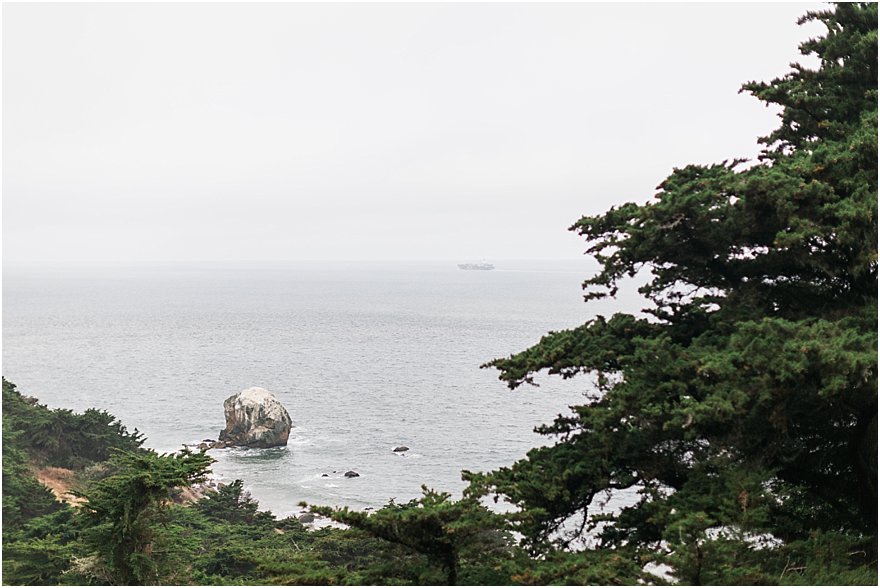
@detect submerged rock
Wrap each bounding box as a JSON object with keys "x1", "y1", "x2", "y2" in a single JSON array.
[
  {"x1": 392, "y1": 446, "x2": 409, "y2": 453},
  {"x1": 344, "y1": 470, "x2": 360, "y2": 478},
  {"x1": 218, "y1": 387, "x2": 292, "y2": 449}
]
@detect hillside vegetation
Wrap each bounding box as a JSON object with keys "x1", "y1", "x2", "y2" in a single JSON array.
[{"x1": 2, "y1": 3, "x2": 876, "y2": 585}]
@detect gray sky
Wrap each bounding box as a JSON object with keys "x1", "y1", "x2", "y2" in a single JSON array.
[{"x1": 3, "y1": 2, "x2": 824, "y2": 263}]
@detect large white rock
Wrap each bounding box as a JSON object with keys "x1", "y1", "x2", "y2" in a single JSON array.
[{"x1": 218, "y1": 387, "x2": 292, "y2": 448}]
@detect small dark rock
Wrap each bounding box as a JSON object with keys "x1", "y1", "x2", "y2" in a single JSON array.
[
  {"x1": 344, "y1": 470, "x2": 360, "y2": 478},
  {"x1": 321, "y1": 473, "x2": 329, "y2": 477},
  {"x1": 202, "y1": 439, "x2": 215, "y2": 443},
  {"x1": 392, "y1": 446, "x2": 410, "y2": 452},
  {"x1": 298, "y1": 512, "x2": 316, "y2": 524},
  {"x1": 197, "y1": 443, "x2": 209, "y2": 451}
]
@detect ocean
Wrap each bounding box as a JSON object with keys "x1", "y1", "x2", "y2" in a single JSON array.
[{"x1": 2, "y1": 260, "x2": 642, "y2": 517}]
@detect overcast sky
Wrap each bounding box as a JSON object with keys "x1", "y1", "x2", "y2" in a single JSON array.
[{"x1": 3, "y1": 2, "x2": 825, "y2": 263}]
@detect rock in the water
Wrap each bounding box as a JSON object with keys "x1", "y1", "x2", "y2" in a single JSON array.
[
  {"x1": 344, "y1": 470, "x2": 360, "y2": 478},
  {"x1": 321, "y1": 473, "x2": 329, "y2": 477},
  {"x1": 392, "y1": 446, "x2": 409, "y2": 453},
  {"x1": 218, "y1": 387, "x2": 293, "y2": 449}
]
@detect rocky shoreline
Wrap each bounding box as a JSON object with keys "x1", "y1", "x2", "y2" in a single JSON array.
[{"x1": 175, "y1": 386, "x2": 413, "y2": 527}]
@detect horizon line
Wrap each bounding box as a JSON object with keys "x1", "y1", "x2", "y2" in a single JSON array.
[{"x1": 3, "y1": 256, "x2": 591, "y2": 265}]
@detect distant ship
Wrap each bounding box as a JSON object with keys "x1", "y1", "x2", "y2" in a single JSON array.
[{"x1": 457, "y1": 262, "x2": 495, "y2": 271}]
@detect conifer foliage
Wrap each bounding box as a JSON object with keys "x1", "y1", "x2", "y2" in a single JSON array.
[
  {"x1": 476, "y1": 3, "x2": 877, "y2": 583},
  {"x1": 75, "y1": 449, "x2": 214, "y2": 584}
]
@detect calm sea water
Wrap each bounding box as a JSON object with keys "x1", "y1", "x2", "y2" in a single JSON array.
[{"x1": 3, "y1": 260, "x2": 642, "y2": 517}]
